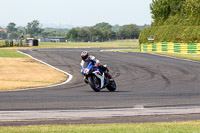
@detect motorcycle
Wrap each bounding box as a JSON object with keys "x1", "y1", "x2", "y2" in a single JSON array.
[{"x1": 81, "y1": 61, "x2": 117, "y2": 92}]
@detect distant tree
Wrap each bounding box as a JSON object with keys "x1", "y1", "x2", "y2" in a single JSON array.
[
  {"x1": 77, "y1": 28, "x2": 90, "y2": 42},
  {"x1": 40, "y1": 32, "x2": 49, "y2": 38},
  {"x1": 118, "y1": 24, "x2": 140, "y2": 39},
  {"x1": 26, "y1": 20, "x2": 43, "y2": 37},
  {"x1": 112, "y1": 24, "x2": 120, "y2": 32},
  {"x1": 102, "y1": 29, "x2": 116, "y2": 41},
  {"x1": 66, "y1": 28, "x2": 79, "y2": 41},
  {"x1": 16, "y1": 26, "x2": 25, "y2": 36},
  {"x1": 138, "y1": 24, "x2": 151, "y2": 30},
  {"x1": 0, "y1": 31, "x2": 7, "y2": 39},
  {"x1": 94, "y1": 22, "x2": 112, "y2": 30},
  {"x1": 93, "y1": 22, "x2": 117, "y2": 41},
  {"x1": 66, "y1": 23, "x2": 141, "y2": 42},
  {"x1": 8, "y1": 32, "x2": 19, "y2": 40},
  {"x1": 6, "y1": 22, "x2": 17, "y2": 33},
  {"x1": 88, "y1": 27, "x2": 104, "y2": 42},
  {"x1": 44, "y1": 28, "x2": 70, "y2": 35}
]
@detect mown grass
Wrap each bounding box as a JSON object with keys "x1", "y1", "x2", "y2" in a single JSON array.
[
  {"x1": 104, "y1": 49, "x2": 140, "y2": 52},
  {"x1": 105, "y1": 48, "x2": 200, "y2": 62},
  {"x1": 152, "y1": 52, "x2": 200, "y2": 62},
  {"x1": 38, "y1": 41, "x2": 139, "y2": 48},
  {"x1": 0, "y1": 49, "x2": 26, "y2": 58},
  {"x1": 0, "y1": 121, "x2": 200, "y2": 133}
]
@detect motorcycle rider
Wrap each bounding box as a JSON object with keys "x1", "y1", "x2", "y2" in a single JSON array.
[{"x1": 80, "y1": 51, "x2": 114, "y2": 83}]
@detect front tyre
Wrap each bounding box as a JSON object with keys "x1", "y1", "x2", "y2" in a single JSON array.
[
  {"x1": 88, "y1": 75, "x2": 101, "y2": 92},
  {"x1": 106, "y1": 80, "x2": 117, "y2": 92}
]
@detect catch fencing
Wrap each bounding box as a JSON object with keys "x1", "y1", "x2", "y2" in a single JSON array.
[{"x1": 140, "y1": 42, "x2": 200, "y2": 54}]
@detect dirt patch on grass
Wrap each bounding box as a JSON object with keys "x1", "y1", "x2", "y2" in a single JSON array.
[{"x1": 0, "y1": 58, "x2": 67, "y2": 91}]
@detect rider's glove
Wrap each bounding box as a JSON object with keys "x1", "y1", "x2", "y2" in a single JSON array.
[{"x1": 95, "y1": 63, "x2": 99, "y2": 66}]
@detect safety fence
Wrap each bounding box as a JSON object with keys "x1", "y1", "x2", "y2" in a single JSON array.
[
  {"x1": 0, "y1": 40, "x2": 25, "y2": 47},
  {"x1": 140, "y1": 42, "x2": 200, "y2": 54}
]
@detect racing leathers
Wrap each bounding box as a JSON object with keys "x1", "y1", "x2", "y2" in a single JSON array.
[{"x1": 80, "y1": 55, "x2": 113, "y2": 83}]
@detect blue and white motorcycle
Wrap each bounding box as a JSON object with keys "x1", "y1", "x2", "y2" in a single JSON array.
[{"x1": 81, "y1": 62, "x2": 117, "y2": 92}]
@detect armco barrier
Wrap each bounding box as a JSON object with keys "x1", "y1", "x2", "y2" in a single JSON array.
[{"x1": 140, "y1": 42, "x2": 200, "y2": 54}]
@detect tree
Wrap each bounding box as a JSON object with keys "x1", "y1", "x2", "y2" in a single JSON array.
[
  {"x1": 66, "y1": 22, "x2": 141, "y2": 42},
  {"x1": 0, "y1": 31, "x2": 7, "y2": 39},
  {"x1": 26, "y1": 20, "x2": 43, "y2": 37},
  {"x1": 6, "y1": 22, "x2": 17, "y2": 33},
  {"x1": 102, "y1": 29, "x2": 116, "y2": 41},
  {"x1": 8, "y1": 33, "x2": 19, "y2": 40},
  {"x1": 94, "y1": 22, "x2": 112, "y2": 30},
  {"x1": 66, "y1": 28, "x2": 79, "y2": 41},
  {"x1": 112, "y1": 24, "x2": 120, "y2": 32},
  {"x1": 118, "y1": 24, "x2": 140, "y2": 39},
  {"x1": 88, "y1": 27, "x2": 104, "y2": 42},
  {"x1": 77, "y1": 28, "x2": 90, "y2": 42}
]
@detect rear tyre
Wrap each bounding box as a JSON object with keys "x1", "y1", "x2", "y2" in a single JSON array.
[{"x1": 88, "y1": 75, "x2": 101, "y2": 92}]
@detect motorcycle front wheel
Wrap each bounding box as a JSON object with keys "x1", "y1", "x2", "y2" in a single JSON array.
[{"x1": 88, "y1": 75, "x2": 101, "y2": 92}]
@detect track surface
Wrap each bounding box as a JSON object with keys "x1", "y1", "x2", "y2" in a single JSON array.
[{"x1": 1, "y1": 48, "x2": 200, "y2": 111}]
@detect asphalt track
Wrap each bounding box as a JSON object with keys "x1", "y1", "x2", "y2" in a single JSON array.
[
  {"x1": 1, "y1": 48, "x2": 200, "y2": 125},
  {"x1": 1, "y1": 48, "x2": 200, "y2": 110}
]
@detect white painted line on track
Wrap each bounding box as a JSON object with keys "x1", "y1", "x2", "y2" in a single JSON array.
[
  {"x1": 144, "y1": 52, "x2": 200, "y2": 64},
  {"x1": 2, "y1": 50, "x2": 73, "y2": 92}
]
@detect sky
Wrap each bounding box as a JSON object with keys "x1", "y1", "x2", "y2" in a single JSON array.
[{"x1": 0, "y1": 0, "x2": 153, "y2": 27}]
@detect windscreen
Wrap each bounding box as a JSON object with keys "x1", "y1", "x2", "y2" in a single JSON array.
[{"x1": 83, "y1": 61, "x2": 90, "y2": 68}]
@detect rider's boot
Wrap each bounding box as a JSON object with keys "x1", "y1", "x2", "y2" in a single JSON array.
[
  {"x1": 105, "y1": 72, "x2": 114, "y2": 82},
  {"x1": 100, "y1": 64, "x2": 114, "y2": 82}
]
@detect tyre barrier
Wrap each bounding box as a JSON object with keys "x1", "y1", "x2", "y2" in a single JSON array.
[
  {"x1": 0, "y1": 40, "x2": 25, "y2": 47},
  {"x1": 140, "y1": 42, "x2": 200, "y2": 54}
]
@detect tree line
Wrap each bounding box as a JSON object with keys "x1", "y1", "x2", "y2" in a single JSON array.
[
  {"x1": 0, "y1": 20, "x2": 149, "y2": 42},
  {"x1": 66, "y1": 22, "x2": 145, "y2": 42},
  {"x1": 0, "y1": 20, "x2": 43, "y2": 40}
]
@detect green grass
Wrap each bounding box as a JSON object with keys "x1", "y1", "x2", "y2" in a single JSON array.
[
  {"x1": 0, "y1": 49, "x2": 26, "y2": 58},
  {"x1": 0, "y1": 121, "x2": 200, "y2": 133},
  {"x1": 104, "y1": 49, "x2": 140, "y2": 52},
  {"x1": 103, "y1": 47, "x2": 200, "y2": 62},
  {"x1": 152, "y1": 52, "x2": 200, "y2": 62},
  {"x1": 38, "y1": 41, "x2": 139, "y2": 48}
]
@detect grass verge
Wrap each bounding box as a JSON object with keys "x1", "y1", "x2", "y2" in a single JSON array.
[
  {"x1": 103, "y1": 49, "x2": 140, "y2": 52},
  {"x1": 0, "y1": 49, "x2": 26, "y2": 57},
  {"x1": 38, "y1": 41, "x2": 139, "y2": 48},
  {"x1": 0, "y1": 49, "x2": 67, "y2": 91},
  {"x1": 0, "y1": 121, "x2": 200, "y2": 133},
  {"x1": 151, "y1": 52, "x2": 200, "y2": 62},
  {"x1": 105, "y1": 48, "x2": 200, "y2": 62}
]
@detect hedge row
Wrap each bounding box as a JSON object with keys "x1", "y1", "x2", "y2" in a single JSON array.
[
  {"x1": 139, "y1": 26, "x2": 200, "y2": 44},
  {"x1": 150, "y1": 0, "x2": 200, "y2": 26}
]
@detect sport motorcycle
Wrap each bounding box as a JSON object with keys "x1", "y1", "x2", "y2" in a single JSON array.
[{"x1": 81, "y1": 62, "x2": 116, "y2": 92}]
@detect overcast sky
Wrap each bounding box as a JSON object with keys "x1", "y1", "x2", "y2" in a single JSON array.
[{"x1": 0, "y1": 0, "x2": 153, "y2": 27}]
